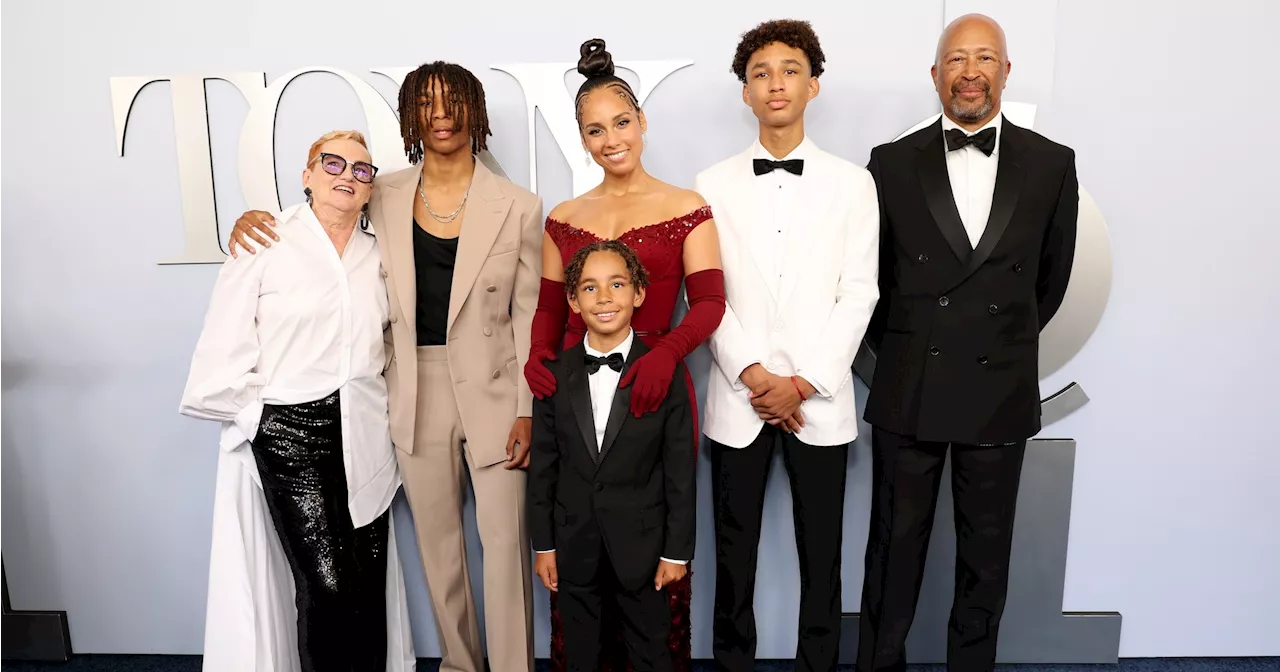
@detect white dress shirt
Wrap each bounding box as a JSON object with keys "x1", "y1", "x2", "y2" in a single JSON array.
[
  {"x1": 941, "y1": 113, "x2": 1003, "y2": 247},
  {"x1": 179, "y1": 202, "x2": 399, "y2": 529},
  {"x1": 537, "y1": 328, "x2": 686, "y2": 564},
  {"x1": 751, "y1": 139, "x2": 807, "y2": 295},
  {"x1": 748, "y1": 136, "x2": 830, "y2": 398},
  {"x1": 583, "y1": 330, "x2": 633, "y2": 452}
]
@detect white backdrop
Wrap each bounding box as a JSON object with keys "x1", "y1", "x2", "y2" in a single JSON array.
[{"x1": 2, "y1": 0, "x2": 1278, "y2": 660}]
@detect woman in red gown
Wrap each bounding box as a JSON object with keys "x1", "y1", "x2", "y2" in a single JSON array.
[{"x1": 523, "y1": 38, "x2": 726, "y2": 672}]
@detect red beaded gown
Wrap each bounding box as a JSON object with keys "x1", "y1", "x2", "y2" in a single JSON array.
[{"x1": 543, "y1": 205, "x2": 714, "y2": 672}]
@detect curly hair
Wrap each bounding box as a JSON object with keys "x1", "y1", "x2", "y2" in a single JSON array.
[
  {"x1": 731, "y1": 19, "x2": 826, "y2": 82},
  {"x1": 564, "y1": 240, "x2": 650, "y2": 298}
]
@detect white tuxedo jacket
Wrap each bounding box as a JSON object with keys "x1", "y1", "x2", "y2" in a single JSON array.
[{"x1": 695, "y1": 138, "x2": 880, "y2": 448}]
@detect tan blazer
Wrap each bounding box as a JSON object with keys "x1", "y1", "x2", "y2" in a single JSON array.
[{"x1": 371, "y1": 160, "x2": 543, "y2": 467}]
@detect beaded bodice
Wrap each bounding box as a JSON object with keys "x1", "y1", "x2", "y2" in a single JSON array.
[{"x1": 545, "y1": 205, "x2": 713, "y2": 343}]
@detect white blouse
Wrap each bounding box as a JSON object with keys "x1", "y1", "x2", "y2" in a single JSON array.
[{"x1": 179, "y1": 203, "x2": 399, "y2": 528}]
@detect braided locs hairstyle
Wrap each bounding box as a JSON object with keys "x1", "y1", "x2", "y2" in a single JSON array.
[
  {"x1": 397, "y1": 61, "x2": 491, "y2": 163},
  {"x1": 573, "y1": 39, "x2": 641, "y2": 129}
]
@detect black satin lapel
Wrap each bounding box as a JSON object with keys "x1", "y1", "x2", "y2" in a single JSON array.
[
  {"x1": 916, "y1": 129, "x2": 973, "y2": 264},
  {"x1": 596, "y1": 340, "x2": 647, "y2": 466},
  {"x1": 566, "y1": 354, "x2": 598, "y2": 463},
  {"x1": 965, "y1": 130, "x2": 1026, "y2": 275}
]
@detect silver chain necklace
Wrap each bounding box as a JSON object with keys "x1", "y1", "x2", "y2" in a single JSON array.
[{"x1": 418, "y1": 175, "x2": 471, "y2": 224}]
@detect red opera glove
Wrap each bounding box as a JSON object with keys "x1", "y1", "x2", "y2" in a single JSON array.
[
  {"x1": 525, "y1": 278, "x2": 568, "y2": 399},
  {"x1": 619, "y1": 268, "x2": 726, "y2": 416},
  {"x1": 619, "y1": 345, "x2": 680, "y2": 417}
]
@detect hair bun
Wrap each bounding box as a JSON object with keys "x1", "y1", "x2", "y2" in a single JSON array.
[{"x1": 577, "y1": 38, "x2": 615, "y2": 79}]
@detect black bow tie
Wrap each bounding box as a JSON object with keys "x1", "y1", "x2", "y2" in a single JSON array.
[
  {"x1": 753, "y1": 158, "x2": 804, "y2": 176},
  {"x1": 584, "y1": 352, "x2": 625, "y2": 375},
  {"x1": 945, "y1": 127, "x2": 997, "y2": 156}
]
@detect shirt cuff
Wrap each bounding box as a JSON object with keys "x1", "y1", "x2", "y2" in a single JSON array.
[
  {"x1": 220, "y1": 400, "x2": 264, "y2": 452},
  {"x1": 659, "y1": 557, "x2": 688, "y2": 565},
  {"x1": 536, "y1": 549, "x2": 555, "y2": 554},
  {"x1": 733, "y1": 360, "x2": 762, "y2": 392},
  {"x1": 795, "y1": 372, "x2": 832, "y2": 399}
]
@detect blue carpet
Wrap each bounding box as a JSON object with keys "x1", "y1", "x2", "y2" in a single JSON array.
[{"x1": 2, "y1": 657, "x2": 1277, "y2": 671}]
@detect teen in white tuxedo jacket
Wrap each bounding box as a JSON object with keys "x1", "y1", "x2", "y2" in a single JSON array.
[
  {"x1": 695, "y1": 133, "x2": 880, "y2": 672},
  {"x1": 696, "y1": 136, "x2": 880, "y2": 448},
  {"x1": 697, "y1": 22, "x2": 880, "y2": 671}
]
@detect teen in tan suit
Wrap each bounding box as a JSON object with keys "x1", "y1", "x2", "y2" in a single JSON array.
[{"x1": 229, "y1": 62, "x2": 541, "y2": 672}]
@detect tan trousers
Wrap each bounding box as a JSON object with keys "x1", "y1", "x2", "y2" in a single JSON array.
[{"x1": 397, "y1": 346, "x2": 533, "y2": 672}]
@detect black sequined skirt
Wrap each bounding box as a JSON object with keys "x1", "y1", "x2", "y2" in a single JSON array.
[{"x1": 252, "y1": 390, "x2": 388, "y2": 672}]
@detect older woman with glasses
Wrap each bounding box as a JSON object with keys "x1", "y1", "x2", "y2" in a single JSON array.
[{"x1": 180, "y1": 130, "x2": 413, "y2": 672}]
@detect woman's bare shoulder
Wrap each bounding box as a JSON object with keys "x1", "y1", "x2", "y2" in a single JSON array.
[
  {"x1": 546, "y1": 199, "x2": 579, "y2": 224},
  {"x1": 548, "y1": 193, "x2": 604, "y2": 224},
  {"x1": 658, "y1": 184, "x2": 709, "y2": 218}
]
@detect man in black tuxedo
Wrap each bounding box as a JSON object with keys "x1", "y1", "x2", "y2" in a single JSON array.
[
  {"x1": 856, "y1": 14, "x2": 1079, "y2": 672},
  {"x1": 527, "y1": 240, "x2": 696, "y2": 672}
]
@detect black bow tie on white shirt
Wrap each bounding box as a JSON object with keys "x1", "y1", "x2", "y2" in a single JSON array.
[
  {"x1": 753, "y1": 158, "x2": 804, "y2": 176},
  {"x1": 945, "y1": 127, "x2": 997, "y2": 156},
  {"x1": 584, "y1": 352, "x2": 625, "y2": 375}
]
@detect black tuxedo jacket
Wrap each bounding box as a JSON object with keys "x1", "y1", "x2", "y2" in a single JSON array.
[
  {"x1": 863, "y1": 117, "x2": 1078, "y2": 445},
  {"x1": 526, "y1": 338, "x2": 696, "y2": 591}
]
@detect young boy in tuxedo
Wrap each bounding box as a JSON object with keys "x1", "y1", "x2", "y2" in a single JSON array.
[{"x1": 527, "y1": 240, "x2": 696, "y2": 672}]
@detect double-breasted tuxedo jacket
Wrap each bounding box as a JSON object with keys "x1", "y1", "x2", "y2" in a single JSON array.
[{"x1": 864, "y1": 116, "x2": 1078, "y2": 445}]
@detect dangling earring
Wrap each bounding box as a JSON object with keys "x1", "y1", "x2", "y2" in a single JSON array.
[
  {"x1": 642, "y1": 132, "x2": 648, "y2": 146},
  {"x1": 584, "y1": 151, "x2": 592, "y2": 167},
  {"x1": 304, "y1": 187, "x2": 313, "y2": 205},
  {"x1": 359, "y1": 203, "x2": 371, "y2": 231}
]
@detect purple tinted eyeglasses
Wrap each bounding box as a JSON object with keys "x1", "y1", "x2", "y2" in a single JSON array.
[{"x1": 311, "y1": 152, "x2": 378, "y2": 183}]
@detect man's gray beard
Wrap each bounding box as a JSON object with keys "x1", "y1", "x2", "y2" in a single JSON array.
[{"x1": 948, "y1": 94, "x2": 993, "y2": 123}]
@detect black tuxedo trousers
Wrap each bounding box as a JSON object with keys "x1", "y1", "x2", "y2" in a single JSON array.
[{"x1": 709, "y1": 425, "x2": 850, "y2": 672}]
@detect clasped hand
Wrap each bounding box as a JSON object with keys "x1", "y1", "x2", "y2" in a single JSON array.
[{"x1": 742, "y1": 364, "x2": 811, "y2": 433}]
